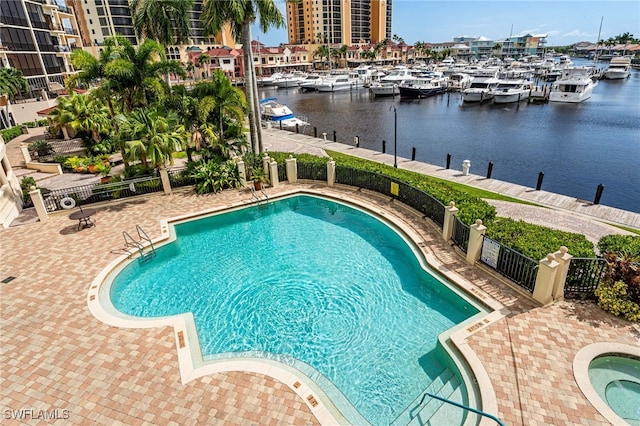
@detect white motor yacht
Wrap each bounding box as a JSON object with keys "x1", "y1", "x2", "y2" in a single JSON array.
[
  {"x1": 493, "y1": 79, "x2": 533, "y2": 104},
  {"x1": 316, "y1": 75, "x2": 355, "y2": 92},
  {"x1": 462, "y1": 76, "x2": 500, "y2": 102},
  {"x1": 603, "y1": 57, "x2": 631, "y2": 79},
  {"x1": 549, "y1": 67, "x2": 598, "y2": 103}
]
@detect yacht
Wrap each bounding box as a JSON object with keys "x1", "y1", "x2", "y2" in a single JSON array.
[
  {"x1": 257, "y1": 72, "x2": 283, "y2": 86},
  {"x1": 349, "y1": 64, "x2": 377, "y2": 87},
  {"x1": 447, "y1": 73, "x2": 472, "y2": 91},
  {"x1": 316, "y1": 75, "x2": 355, "y2": 92},
  {"x1": 549, "y1": 67, "x2": 598, "y2": 103},
  {"x1": 259, "y1": 97, "x2": 308, "y2": 128},
  {"x1": 298, "y1": 74, "x2": 324, "y2": 91},
  {"x1": 461, "y1": 76, "x2": 500, "y2": 102},
  {"x1": 493, "y1": 79, "x2": 533, "y2": 104},
  {"x1": 369, "y1": 67, "x2": 415, "y2": 97},
  {"x1": 603, "y1": 57, "x2": 631, "y2": 79},
  {"x1": 273, "y1": 73, "x2": 305, "y2": 88},
  {"x1": 398, "y1": 72, "x2": 448, "y2": 98}
]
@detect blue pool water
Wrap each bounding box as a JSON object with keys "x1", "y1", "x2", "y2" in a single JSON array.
[
  {"x1": 589, "y1": 355, "x2": 640, "y2": 425},
  {"x1": 110, "y1": 195, "x2": 480, "y2": 424}
]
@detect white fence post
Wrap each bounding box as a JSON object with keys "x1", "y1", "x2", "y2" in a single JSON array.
[
  {"x1": 327, "y1": 158, "x2": 336, "y2": 187},
  {"x1": 159, "y1": 167, "x2": 171, "y2": 195},
  {"x1": 28, "y1": 187, "x2": 48, "y2": 222},
  {"x1": 552, "y1": 246, "x2": 573, "y2": 301},
  {"x1": 442, "y1": 201, "x2": 458, "y2": 242},
  {"x1": 466, "y1": 219, "x2": 486, "y2": 265},
  {"x1": 285, "y1": 155, "x2": 297, "y2": 183},
  {"x1": 532, "y1": 254, "x2": 559, "y2": 305},
  {"x1": 269, "y1": 160, "x2": 279, "y2": 188}
]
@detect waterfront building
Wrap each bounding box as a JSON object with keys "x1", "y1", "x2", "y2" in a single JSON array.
[
  {"x1": 0, "y1": 0, "x2": 83, "y2": 93},
  {"x1": 501, "y1": 33, "x2": 547, "y2": 57},
  {"x1": 286, "y1": 0, "x2": 391, "y2": 46},
  {"x1": 469, "y1": 36, "x2": 496, "y2": 58}
]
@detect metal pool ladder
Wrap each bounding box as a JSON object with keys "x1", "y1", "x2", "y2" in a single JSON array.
[
  {"x1": 123, "y1": 225, "x2": 156, "y2": 263},
  {"x1": 250, "y1": 185, "x2": 269, "y2": 205}
]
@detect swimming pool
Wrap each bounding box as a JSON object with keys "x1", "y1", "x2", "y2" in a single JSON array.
[
  {"x1": 589, "y1": 355, "x2": 640, "y2": 425},
  {"x1": 107, "y1": 194, "x2": 485, "y2": 424}
]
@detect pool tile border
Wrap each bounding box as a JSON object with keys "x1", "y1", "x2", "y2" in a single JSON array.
[{"x1": 87, "y1": 186, "x2": 507, "y2": 425}]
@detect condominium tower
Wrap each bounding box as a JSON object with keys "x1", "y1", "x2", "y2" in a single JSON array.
[{"x1": 287, "y1": 0, "x2": 392, "y2": 45}]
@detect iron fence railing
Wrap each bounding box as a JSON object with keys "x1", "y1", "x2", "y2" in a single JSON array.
[
  {"x1": 297, "y1": 163, "x2": 328, "y2": 181},
  {"x1": 167, "y1": 166, "x2": 195, "y2": 188},
  {"x1": 33, "y1": 138, "x2": 84, "y2": 162},
  {"x1": 452, "y1": 216, "x2": 470, "y2": 252},
  {"x1": 564, "y1": 257, "x2": 608, "y2": 300},
  {"x1": 480, "y1": 236, "x2": 538, "y2": 293},
  {"x1": 44, "y1": 175, "x2": 162, "y2": 212}
]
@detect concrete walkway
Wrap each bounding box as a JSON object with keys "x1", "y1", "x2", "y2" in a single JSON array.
[{"x1": 263, "y1": 128, "x2": 640, "y2": 232}]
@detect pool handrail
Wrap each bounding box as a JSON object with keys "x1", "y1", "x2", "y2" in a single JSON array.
[{"x1": 420, "y1": 392, "x2": 506, "y2": 426}]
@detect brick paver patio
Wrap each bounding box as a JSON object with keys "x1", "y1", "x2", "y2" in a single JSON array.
[{"x1": 1, "y1": 181, "x2": 638, "y2": 425}]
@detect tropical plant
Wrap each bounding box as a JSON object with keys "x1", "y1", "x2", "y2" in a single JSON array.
[
  {"x1": 130, "y1": 0, "x2": 193, "y2": 46},
  {"x1": 48, "y1": 92, "x2": 110, "y2": 143},
  {"x1": 20, "y1": 176, "x2": 37, "y2": 206},
  {"x1": 201, "y1": 0, "x2": 285, "y2": 154},
  {"x1": 314, "y1": 45, "x2": 330, "y2": 66},
  {"x1": 196, "y1": 53, "x2": 211, "y2": 79},
  {"x1": 598, "y1": 235, "x2": 640, "y2": 256},
  {"x1": 0, "y1": 67, "x2": 29, "y2": 129},
  {"x1": 117, "y1": 106, "x2": 186, "y2": 170},
  {"x1": 192, "y1": 160, "x2": 242, "y2": 194},
  {"x1": 595, "y1": 252, "x2": 640, "y2": 322},
  {"x1": 28, "y1": 140, "x2": 54, "y2": 159}
]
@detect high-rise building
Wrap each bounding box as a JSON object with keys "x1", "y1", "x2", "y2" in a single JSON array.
[
  {"x1": 287, "y1": 0, "x2": 391, "y2": 46},
  {"x1": 0, "y1": 0, "x2": 83, "y2": 93}
]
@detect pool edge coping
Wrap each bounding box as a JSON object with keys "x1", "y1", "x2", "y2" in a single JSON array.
[
  {"x1": 87, "y1": 185, "x2": 507, "y2": 425},
  {"x1": 573, "y1": 342, "x2": 640, "y2": 426}
]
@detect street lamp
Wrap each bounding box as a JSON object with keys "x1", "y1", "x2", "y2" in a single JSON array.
[{"x1": 392, "y1": 105, "x2": 397, "y2": 168}]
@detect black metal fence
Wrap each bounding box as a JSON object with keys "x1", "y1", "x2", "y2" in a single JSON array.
[
  {"x1": 32, "y1": 138, "x2": 84, "y2": 162},
  {"x1": 298, "y1": 163, "x2": 328, "y2": 182},
  {"x1": 452, "y1": 216, "x2": 470, "y2": 252},
  {"x1": 167, "y1": 167, "x2": 195, "y2": 188},
  {"x1": 44, "y1": 175, "x2": 163, "y2": 212},
  {"x1": 479, "y1": 237, "x2": 539, "y2": 293},
  {"x1": 564, "y1": 257, "x2": 608, "y2": 300}
]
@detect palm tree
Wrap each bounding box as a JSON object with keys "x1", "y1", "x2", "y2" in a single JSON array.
[
  {"x1": 117, "y1": 106, "x2": 185, "y2": 170},
  {"x1": 314, "y1": 45, "x2": 330, "y2": 68},
  {"x1": 105, "y1": 38, "x2": 185, "y2": 113},
  {"x1": 201, "y1": 0, "x2": 285, "y2": 154},
  {"x1": 196, "y1": 53, "x2": 211, "y2": 79},
  {"x1": 0, "y1": 67, "x2": 29, "y2": 128},
  {"x1": 130, "y1": 0, "x2": 193, "y2": 46},
  {"x1": 48, "y1": 92, "x2": 110, "y2": 143}
]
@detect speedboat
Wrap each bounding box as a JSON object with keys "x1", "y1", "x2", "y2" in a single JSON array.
[
  {"x1": 603, "y1": 57, "x2": 631, "y2": 79},
  {"x1": 493, "y1": 79, "x2": 533, "y2": 104},
  {"x1": 257, "y1": 72, "x2": 283, "y2": 86},
  {"x1": 549, "y1": 67, "x2": 598, "y2": 103},
  {"x1": 316, "y1": 75, "x2": 355, "y2": 92},
  {"x1": 398, "y1": 72, "x2": 448, "y2": 99},
  {"x1": 259, "y1": 97, "x2": 308, "y2": 129},
  {"x1": 461, "y1": 76, "x2": 500, "y2": 102}
]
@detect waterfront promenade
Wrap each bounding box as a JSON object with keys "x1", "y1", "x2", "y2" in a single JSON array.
[{"x1": 263, "y1": 128, "x2": 640, "y2": 232}]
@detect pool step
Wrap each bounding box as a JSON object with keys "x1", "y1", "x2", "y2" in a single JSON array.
[{"x1": 391, "y1": 369, "x2": 463, "y2": 426}]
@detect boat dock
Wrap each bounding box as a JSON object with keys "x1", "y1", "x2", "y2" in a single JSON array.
[{"x1": 263, "y1": 128, "x2": 640, "y2": 230}]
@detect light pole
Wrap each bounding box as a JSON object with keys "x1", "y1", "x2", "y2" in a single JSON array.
[{"x1": 393, "y1": 105, "x2": 397, "y2": 168}]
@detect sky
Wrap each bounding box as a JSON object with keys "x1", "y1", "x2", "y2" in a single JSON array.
[{"x1": 251, "y1": 1, "x2": 640, "y2": 47}]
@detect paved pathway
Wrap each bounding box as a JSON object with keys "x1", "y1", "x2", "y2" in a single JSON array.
[{"x1": 263, "y1": 128, "x2": 640, "y2": 230}]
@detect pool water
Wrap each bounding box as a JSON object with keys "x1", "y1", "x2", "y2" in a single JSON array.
[
  {"x1": 110, "y1": 195, "x2": 481, "y2": 424},
  {"x1": 589, "y1": 355, "x2": 640, "y2": 425}
]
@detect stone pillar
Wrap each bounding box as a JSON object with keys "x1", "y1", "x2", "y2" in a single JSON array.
[
  {"x1": 532, "y1": 254, "x2": 559, "y2": 306},
  {"x1": 552, "y1": 246, "x2": 573, "y2": 302},
  {"x1": 20, "y1": 144, "x2": 32, "y2": 164},
  {"x1": 28, "y1": 186, "x2": 48, "y2": 222},
  {"x1": 237, "y1": 160, "x2": 247, "y2": 187},
  {"x1": 269, "y1": 160, "x2": 279, "y2": 188},
  {"x1": 327, "y1": 158, "x2": 336, "y2": 187},
  {"x1": 285, "y1": 155, "x2": 297, "y2": 183},
  {"x1": 159, "y1": 167, "x2": 172, "y2": 195},
  {"x1": 462, "y1": 160, "x2": 471, "y2": 176},
  {"x1": 466, "y1": 219, "x2": 487, "y2": 265},
  {"x1": 262, "y1": 154, "x2": 270, "y2": 180},
  {"x1": 442, "y1": 201, "x2": 458, "y2": 242}
]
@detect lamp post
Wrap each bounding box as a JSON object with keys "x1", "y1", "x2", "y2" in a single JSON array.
[{"x1": 393, "y1": 105, "x2": 397, "y2": 168}]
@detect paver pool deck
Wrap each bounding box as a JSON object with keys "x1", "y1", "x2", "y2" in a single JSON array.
[{"x1": 1, "y1": 129, "x2": 639, "y2": 425}]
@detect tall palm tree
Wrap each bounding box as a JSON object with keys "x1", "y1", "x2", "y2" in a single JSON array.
[
  {"x1": 117, "y1": 106, "x2": 185, "y2": 170},
  {"x1": 130, "y1": 0, "x2": 193, "y2": 46},
  {"x1": 196, "y1": 53, "x2": 211, "y2": 79},
  {"x1": 201, "y1": 0, "x2": 285, "y2": 154},
  {"x1": 105, "y1": 38, "x2": 185, "y2": 112},
  {"x1": 0, "y1": 67, "x2": 29, "y2": 129}
]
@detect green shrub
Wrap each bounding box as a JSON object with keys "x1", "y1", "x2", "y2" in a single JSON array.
[
  {"x1": 20, "y1": 176, "x2": 37, "y2": 204},
  {"x1": 1, "y1": 126, "x2": 23, "y2": 142},
  {"x1": 192, "y1": 160, "x2": 242, "y2": 194},
  {"x1": 598, "y1": 235, "x2": 640, "y2": 256},
  {"x1": 28, "y1": 140, "x2": 54, "y2": 158},
  {"x1": 487, "y1": 217, "x2": 595, "y2": 260},
  {"x1": 595, "y1": 280, "x2": 640, "y2": 322}
]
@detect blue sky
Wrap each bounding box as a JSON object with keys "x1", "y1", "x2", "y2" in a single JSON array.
[{"x1": 252, "y1": 1, "x2": 640, "y2": 46}]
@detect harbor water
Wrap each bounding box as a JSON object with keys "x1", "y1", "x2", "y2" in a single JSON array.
[{"x1": 258, "y1": 59, "x2": 640, "y2": 214}]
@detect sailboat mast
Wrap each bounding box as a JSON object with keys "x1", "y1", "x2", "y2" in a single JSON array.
[{"x1": 594, "y1": 16, "x2": 603, "y2": 65}]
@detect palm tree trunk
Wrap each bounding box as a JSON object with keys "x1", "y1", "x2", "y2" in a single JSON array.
[{"x1": 242, "y1": 19, "x2": 260, "y2": 154}]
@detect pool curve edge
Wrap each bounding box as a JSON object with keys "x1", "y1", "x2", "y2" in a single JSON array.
[{"x1": 87, "y1": 186, "x2": 508, "y2": 425}]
